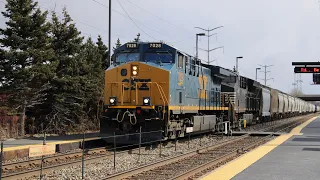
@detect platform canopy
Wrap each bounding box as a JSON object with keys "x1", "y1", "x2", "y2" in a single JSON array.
[{"x1": 297, "y1": 94, "x2": 320, "y2": 101}]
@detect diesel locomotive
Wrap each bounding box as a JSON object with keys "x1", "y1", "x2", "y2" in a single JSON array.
[{"x1": 100, "y1": 41, "x2": 319, "y2": 144}]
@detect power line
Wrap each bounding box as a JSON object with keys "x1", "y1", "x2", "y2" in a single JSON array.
[
  {"x1": 124, "y1": 0, "x2": 193, "y2": 33},
  {"x1": 195, "y1": 26, "x2": 224, "y2": 65},
  {"x1": 116, "y1": 0, "x2": 157, "y2": 41},
  {"x1": 40, "y1": 3, "x2": 124, "y2": 43},
  {"x1": 91, "y1": 0, "x2": 162, "y2": 37},
  {"x1": 77, "y1": 21, "x2": 129, "y2": 40},
  {"x1": 258, "y1": 64, "x2": 274, "y2": 86},
  {"x1": 91, "y1": 0, "x2": 186, "y2": 42}
]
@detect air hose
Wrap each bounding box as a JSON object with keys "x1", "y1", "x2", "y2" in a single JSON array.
[{"x1": 117, "y1": 110, "x2": 137, "y2": 125}]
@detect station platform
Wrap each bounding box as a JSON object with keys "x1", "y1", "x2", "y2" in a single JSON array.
[
  {"x1": 2, "y1": 132, "x2": 100, "y2": 160},
  {"x1": 200, "y1": 115, "x2": 320, "y2": 180}
]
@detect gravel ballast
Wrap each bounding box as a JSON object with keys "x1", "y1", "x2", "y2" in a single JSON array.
[{"x1": 27, "y1": 135, "x2": 237, "y2": 180}]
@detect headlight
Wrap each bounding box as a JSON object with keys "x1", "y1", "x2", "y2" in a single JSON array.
[
  {"x1": 133, "y1": 66, "x2": 138, "y2": 71},
  {"x1": 132, "y1": 65, "x2": 138, "y2": 76},
  {"x1": 110, "y1": 98, "x2": 115, "y2": 103},
  {"x1": 109, "y1": 97, "x2": 117, "y2": 105},
  {"x1": 143, "y1": 97, "x2": 150, "y2": 106}
]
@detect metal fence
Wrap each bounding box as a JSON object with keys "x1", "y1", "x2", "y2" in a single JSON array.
[
  {"x1": 0, "y1": 127, "x2": 228, "y2": 180},
  {"x1": 0, "y1": 128, "x2": 196, "y2": 179}
]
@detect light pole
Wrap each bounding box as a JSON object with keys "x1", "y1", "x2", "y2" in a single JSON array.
[
  {"x1": 256, "y1": 67, "x2": 261, "y2": 81},
  {"x1": 236, "y1": 56, "x2": 243, "y2": 128},
  {"x1": 108, "y1": 0, "x2": 112, "y2": 67},
  {"x1": 196, "y1": 33, "x2": 206, "y2": 64},
  {"x1": 236, "y1": 57, "x2": 243, "y2": 73},
  {"x1": 195, "y1": 26, "x2": 224, "y2": 64}
]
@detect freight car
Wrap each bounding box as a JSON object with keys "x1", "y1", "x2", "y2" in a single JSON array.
[{"x1": 100, "y1": 42, "x2": 318, "y2": 144}]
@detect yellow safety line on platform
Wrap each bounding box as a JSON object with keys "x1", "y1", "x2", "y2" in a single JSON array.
[
  {"x1": 200, "y1": 116, "x2": 319, "y2": 180},
  {"x1": 3, "y1": 137, "x2": 100, "y2": 152}
]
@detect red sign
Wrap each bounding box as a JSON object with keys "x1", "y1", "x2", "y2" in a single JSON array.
[{"x1": 295, "y1": 67, "x2": 320, "y2": 73}]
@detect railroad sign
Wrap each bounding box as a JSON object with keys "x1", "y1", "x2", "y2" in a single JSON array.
[
  {"x1": 29, "y1": 144, "x2": 55, "y2": 158},
  {"x1": 294, "y1": 67, "x2": 320, "y2": 73},
  {"x1": 292, "y1": 62, "x2": 320, "y2": 73}
]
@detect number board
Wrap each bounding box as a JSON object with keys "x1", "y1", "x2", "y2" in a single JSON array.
[
  {"x1": 149, "y1": 43, "x2": 162, "y2": 49},
  {"x1": 126, "y1": 43, "x2": 138, "y2": 49},
  {"x1": 294, "y1": 67, "x2": 320, "y2": 73}
]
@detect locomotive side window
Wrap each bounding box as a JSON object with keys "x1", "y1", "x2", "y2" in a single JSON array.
[
  {"x1": 178, "y1": 54, "x2": 183, "y2": 68},
  {"x1": 240, "y1": 77, "x2": 247, "y2": 89},
  {"x1": 190, "y1": 58, "x2": 196, "y2": 76},
  {"x1": 185, "y1": 56, "x2": 188, "y2": 73}
]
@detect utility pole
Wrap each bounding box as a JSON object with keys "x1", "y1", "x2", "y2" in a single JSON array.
[
  {"x1": 195, "y1": 26, "x2": 223, "y2": 65},
  {"x1": 108, "y1": 0, "x2": 112, "y2": 67},
  {"x1": 258, "y1": 64, "x2": 274, "y2": 86},
  {"x1": 292, "y1": 73, "x2": 303, "y2": 93}
]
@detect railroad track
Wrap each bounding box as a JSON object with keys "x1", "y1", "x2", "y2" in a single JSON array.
[
  {"x1": 261, "y1": 115, "x2": 310, "y2": 132},
  {"x1": 2, "y1": 114, "x2": 316, "y2": 179},
  {"x1": 1, "y1": 146, "x2": 112, "y2": 180},
  {"x1": 103, "y1": 134, "x2": 273, "y2": 180},
  {"x1": 104, "y1": 115, "x2": 314, "y2": 180},
  {"x1": 0, "y1": 134, "x2": 234, "y2": 179},
  {"x1": 241, "y1": 114, "x2": 314, "y2": 133}
]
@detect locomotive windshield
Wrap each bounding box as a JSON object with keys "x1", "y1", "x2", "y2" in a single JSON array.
[
  {"x1": 143, "y1": 53, "x2": 172, "y2": 63},
  {"x1": 115, "y1": 53, "x2": 140, "y2": 63}
]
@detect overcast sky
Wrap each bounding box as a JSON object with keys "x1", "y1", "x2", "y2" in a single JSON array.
[{"x1": 1, "y1": 0, "x2": 320, "y2": 94}]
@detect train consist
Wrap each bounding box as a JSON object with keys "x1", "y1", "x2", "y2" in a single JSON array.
[{"x1": 100, "y1": 42, "x2": 319, "y2": 144}]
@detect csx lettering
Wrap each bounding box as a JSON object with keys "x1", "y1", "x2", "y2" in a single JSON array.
[
  {"x1": 198, "y1": 75, "x2": 208, "y2": 99},
  {"x1": 122, "y1": 79, "x2": 151, "y2": 90}
]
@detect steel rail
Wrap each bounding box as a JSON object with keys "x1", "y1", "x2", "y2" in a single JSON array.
[
  {"x1": 170, "y1": 134, "x2": 273, "y2": 180},
  {"x1": 168, "y1": 116, "x2": 312, "y2": 180},
  {"x1": 102, "y1": 134, "x2": 251, "y2": 180},
  {"x1": 2, "y1": 146, "x2": 110, "y2": 174},
  {"x1": 1, "y1": 134, "x2": 245, "y2": 179},
  {"x1": 1, "y1": 151, "x2": 113, "y2": 180}
]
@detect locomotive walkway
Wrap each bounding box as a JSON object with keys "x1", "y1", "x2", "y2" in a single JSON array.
[{"x1": 200, "y1": 116, "x2": 320, "y2": 180}]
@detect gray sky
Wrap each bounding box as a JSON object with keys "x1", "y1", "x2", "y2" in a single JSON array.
[{"x1": 1, "y1": 0, "x2": 320, "y2": 94}]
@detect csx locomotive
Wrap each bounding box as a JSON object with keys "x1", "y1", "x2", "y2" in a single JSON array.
[{"x1": 100, "y1": 42, "x2": 319, "y2": 144}]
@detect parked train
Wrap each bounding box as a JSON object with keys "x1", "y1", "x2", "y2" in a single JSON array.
[{"x1": 100, "y1": 42, "x2": 319, "y2": 144}]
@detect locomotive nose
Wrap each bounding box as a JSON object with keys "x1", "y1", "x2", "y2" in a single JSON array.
[{"x1": 104, "y1": 61, "x2": 169, "y2": 107}]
